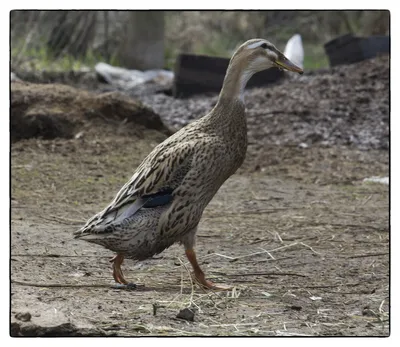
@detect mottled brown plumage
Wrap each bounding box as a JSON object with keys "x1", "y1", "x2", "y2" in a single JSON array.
[{"x1": 74, "y1": 38, "x2": 303, "y2": 288}]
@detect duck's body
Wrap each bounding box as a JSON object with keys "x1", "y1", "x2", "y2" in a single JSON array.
[
  {"x1": 74, "y1": 38, "x2": 302, "y2": 288},
  {"x1": 76, "y1": 98, "x2": 246, "y2": 260}
]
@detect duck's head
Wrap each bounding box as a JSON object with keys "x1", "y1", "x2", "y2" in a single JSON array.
[
  {"x1": 232, "y1": 38, "x2": 304, "y2": 75},
  {"x1": 219, "y1": 38, "x2": 303, "y2": 101}
]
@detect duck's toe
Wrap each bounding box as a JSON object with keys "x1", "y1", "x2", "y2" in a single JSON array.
[
  {"x1": 111, "y1": 282, "x2": 137, "y2": 290},
  {"x1": 192, "y1": 272, "x2": 232, "y2": 291}
]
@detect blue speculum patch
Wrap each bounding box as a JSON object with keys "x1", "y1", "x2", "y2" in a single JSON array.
[{"x1": 142, "y1": 188, "x2": 174, "y2": 208}]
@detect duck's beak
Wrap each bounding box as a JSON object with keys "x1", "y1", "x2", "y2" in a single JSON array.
[{"x1": 275, "y1": 55, "x2": 303, "y2": 74}]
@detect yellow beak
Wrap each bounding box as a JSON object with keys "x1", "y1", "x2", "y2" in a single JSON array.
[{"x1": 275, "y1": 55, "x2": 303, "y2": 74}]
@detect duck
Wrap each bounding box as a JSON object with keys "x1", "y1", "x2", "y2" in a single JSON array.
[{"x1": 74, "y1": 38, "x2": 303, "y2": 289}]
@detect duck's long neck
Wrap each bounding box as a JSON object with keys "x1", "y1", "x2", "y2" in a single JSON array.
[
  {"x1": 204, "y1": 57, "x2": 251, "y2": 131},
  {"x1": 218, "y1": 57, "x2": 254, "y2": 103}
]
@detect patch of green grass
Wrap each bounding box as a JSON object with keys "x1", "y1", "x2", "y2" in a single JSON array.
[
  {"x1": 192, "y1": 36, "x2": 234, "y2": 58},
  {"x1": 12, "y1": 37, "x2": 329, "y2": 73},
  {"x1": 164, "y1": 45, "x2": 178, "y2": 71},
  {"x1": 303, "y1": 44, "x2": 329, "y2": 70},
  {"x1": 165, "y1": 34, "x2": 329, "y2": 72},
  {"x1": 11, "y1": 42, "x2": 109, "y2": 72}
]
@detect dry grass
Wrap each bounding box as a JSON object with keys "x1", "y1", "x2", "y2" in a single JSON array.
[{"x1": 11, "y1": 130, "x2": 389, "y2": 336}]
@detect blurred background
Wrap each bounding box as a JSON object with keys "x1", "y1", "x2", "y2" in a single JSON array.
[{"x1": 11, "y1": 10, "x2": 390, "y2": 72}]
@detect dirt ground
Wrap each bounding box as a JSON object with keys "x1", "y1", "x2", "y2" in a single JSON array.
[
  {"x1": 10, "y1": 57, "x2": 389, "y2": 336},
  {"x1": 11, "y1": 137, "x2": 389, "y2": 337}
]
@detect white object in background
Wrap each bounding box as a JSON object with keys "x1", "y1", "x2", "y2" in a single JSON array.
[
  {"x1": 11, "y1": 72, "x2": 21, "y2": 82},
  {"x1": 284, "y1": 34, "x2": 304, "y2": 69},
  {"x1": 363, "y1": 176, "x2": 389, "y2": 185},
  {"x1": 95, "y1": 62, "x2": 146, "y2": 88},
  {"x1": 95, "y1": 62, "x2": 174, "y2": 89}
]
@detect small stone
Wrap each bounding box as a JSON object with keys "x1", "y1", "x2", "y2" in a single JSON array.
[
  {"x1": 298, "y1": 142, "x2": 309, "y2": 149},
  {"x1": 15, "y1": 311, "x2": 31, "y2": 322},
  {"x1": 176, "y1": 308, "x2": 195, "y2": 322},
  {"x1": 362, "y1": 308, "x2": 376, "y2": 317}
]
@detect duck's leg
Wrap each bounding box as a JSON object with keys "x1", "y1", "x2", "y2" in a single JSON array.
[
  {"x1": 184, "y1": 248, "x2": 232, "y2": 290},
  {"x1": 182, "y1": 229, "x2": 231, "y2": 290},
  {"x1": 110, "y1": 253, "x2": 128, "y2": 285},
  {"x1": 109, "y1": 254, "x2": 137, "y2": 289},
  {"x1": 185, "y1": 248, "x2": 215, "y2": 288}
]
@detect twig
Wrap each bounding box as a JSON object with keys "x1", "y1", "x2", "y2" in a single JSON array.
[
  {"x1": 275, "y1": 232, "x2": 284, "y2": 243},
  {"x1": 177, "y1": 257, "x2": 198, "y2": 309},
  {"x1": 209, "y1": 323, "x2": 258, "y2": 328},
  {"x1": 152, "y1": 327, "x2": 210, "y2": 336},
  {"x1": 11, "y1": 253, "x2": 104, "y2": 258},
  {"x1": 197, "y1": 252, "x2": 235, "y2": 261},
  {"x1": 235, "y1": 208, "x2": 305, "y2": 215},
  {"x1": 361, "y1": 195, "x2": 373, "y2": 206},
  {"x1": 220, "y1": 272, "x2": 307, "y2": 277},
  {"x1": 12, "y1": 279, "x2": 145, "y2": 289},
  {"x1": 39, "y1": 214, "x2": 84, "y2": 225},
  {"x1": 286, "y1": 282, "x2": 362, "y2": 290},
  {"x1": 12, "y1": 280, "x2": 111, "y2": 288},
  {"x1": 303, "y1": 221, "x2": 385, "y2": 231},
  {"x1": 258, "y1": 247, "x2": 276, "y2": 260},
  {"x1": 379, "y1": 300, "x2": 386, "y2": 315},
  {"x1": 206, "y1": 207, "x2": 304, "y2": 218},
  {"x1": 198, "y1": 234, "x2": 221, "y2": 238},
  {"x1": 230, "y1": 242, "x2": 318, "y2": 262},
  {"x1": 275, "y1": 330, "x2": 313, "y2": 337},
  {"x1": 299, "y1": 242, "x2": 321, "y2": 255},
  {"x1": 348, "y1": 252, "x2": 389, "y2": 259}
]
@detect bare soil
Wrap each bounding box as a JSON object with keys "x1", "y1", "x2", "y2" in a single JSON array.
[
  {"x1": 11, "y1": 57, "x2": 389, "y2": 336},
  {"x1": 140, "y1": 55, "x2": 389, "y2": 151},
  {"x1": 10, "y1": 81, "x2": 172, "y2": 142}
]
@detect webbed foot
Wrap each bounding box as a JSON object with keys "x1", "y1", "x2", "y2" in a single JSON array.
[{"x1": 111, "y1": 282, "x2": 137, "y2": 290}]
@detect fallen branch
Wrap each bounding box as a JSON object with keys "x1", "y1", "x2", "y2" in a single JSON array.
[
  {"x1": 12, "y1": 280, "x2": 111, "y2": 288},
  {"x1": 348, "y1": 252, "x2": 389, "y2": 259},
  {"x1": 205, "y1": 207, "x2": 305, "y2": 218},
  {"x1": 301, "y1": 221, "x2": 386, "y2": 231},
  {"x1": 286, "y1": 282, "x2": 362, "y2": 290},
  {"x1": 11, "y1": 279, "x2": 144, "y2": 289},
  {"x1": 11, "y1": 254, "x2": 107, "y2": 258},
  {"x1": 221, "y1": 272, "x2": 307, "y2": 278}
]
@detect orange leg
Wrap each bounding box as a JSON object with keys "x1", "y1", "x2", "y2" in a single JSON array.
[
  {"x1": 109, "y1": 253, "x2": 128, "y2": 285},
  {"x1": 185, "y1": 249, "x2": 231, "y2": 290}
]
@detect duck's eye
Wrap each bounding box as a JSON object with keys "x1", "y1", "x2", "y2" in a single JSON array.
[{"x1": 261, "y1": 43, "x2": 268, "y2": 49}]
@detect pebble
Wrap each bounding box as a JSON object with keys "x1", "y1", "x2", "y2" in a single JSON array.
[
  {"x1": 176, "y1": 308, "x2": 195, "y2": 321},
  {"x1": 15, "y1": 311, "x2": 31, "y2": 322}
]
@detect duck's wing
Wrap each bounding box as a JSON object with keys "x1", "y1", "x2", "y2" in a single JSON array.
[{"x1": 74, "y1": 139, "x2": 197, "y2": 235}]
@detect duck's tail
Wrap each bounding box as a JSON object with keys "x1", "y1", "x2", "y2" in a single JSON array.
[{"x1": 73, "y1": 189, "x2": 174, "y2": 239}]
